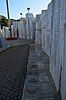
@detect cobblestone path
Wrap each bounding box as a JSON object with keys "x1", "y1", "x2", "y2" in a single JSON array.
[{"x1": 0, "y1": 45, "x2": 29, "y2": 100}]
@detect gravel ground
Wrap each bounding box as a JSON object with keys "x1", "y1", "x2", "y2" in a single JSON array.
[{"x1": 0, "y1": 45, "x2": 30, "y2": 100}]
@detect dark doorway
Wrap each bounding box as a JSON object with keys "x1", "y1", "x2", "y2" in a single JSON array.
[{"x1": 17, "y1": 29, "x2": 19, "y2": 37}]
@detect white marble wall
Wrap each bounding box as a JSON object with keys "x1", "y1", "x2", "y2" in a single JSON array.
[
  {"x1": 60, "y1": 0, "x2": 66, "y2": 100},
  {"x1": 50, "y1": 0, "x2": 62, "y2": 91},
  {"x1": 40, "y1": 10, "x2": 48, "y2": 54},
  {"x1": 12, "y1": 20, "x2": 18, "y2": 37},
  {"x1": 35, "y1": 0, "x2": 66, "y2": 99},
  {"x1": 18, "y1": 18, "x2": 26, "y2": 39},
  {"x1": 50, "y1": 0, "x2": 66, "y2": 99},
  {"x1": 26, "y1": 13, "x2": 34, "y2": 39},
  {"x1": 40, "y1": 3, "x2": 52, "y2": 57},
  {"x1": 35, "y1": 14, "x2": 42, "y2": 44},
  {"x1": 12, "y1": 13, "x2": 35, "y2": 40},
  {"x1": 26, "y1": 18, "x2": 30, "y2": 39},
  {"x1": 2, "y1": 26, "x2": 10, "y2": 38},
  {"x1": 0, "y1": 27, "x2": 3, "y2": 46},
  {"x1": 0, "y1": 26, "x2": 9, "y2": 46}
]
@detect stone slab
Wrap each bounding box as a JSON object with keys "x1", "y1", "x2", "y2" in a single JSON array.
[
  {"x1": 25, "y1": 75, "x2": 39, "y2": 83},
  {"x1": 38, "y1": 69, "x2": 48, "y2": 74},
  {"x1": 28, "y1": 58, "x2": 37, "y2": 61},
  {"x1": 23, "y1": 84, "x2": 39, "y2": 98},
  {"x1": 39, "y1": 82, "x2": 54, "y2": 94},
  {"x1": 28, "y1": 61, "x2": 37, "y2": 66},
  {"x1": 37, "y1": 62, "x2": 45, "y2": 69},
  {"x1": 22, "y1": 97, "x2": 38, "y2": 100},
  {"x1": 27, "y1": 64, "x2": 38, "y2": 69},
  {"x1": 28, "y1": 60, "x2": 37, "y2": 63},
  {"x1": 39, "y1": 73, "x2": 49, "y2": 83},
  {"x1": 41, "y1": 98, "x2": 55, "y2": 100},
  {"x1": 27, "y1": 69, "x2": 38, "y2": 75}
]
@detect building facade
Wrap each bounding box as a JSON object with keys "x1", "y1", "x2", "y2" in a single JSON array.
[
  {"x1": 35, "y1": 2, "x2": 52, "y2": 57},
  {"x1": 35, "y1": 14, "x2": 42, "y2": 44},
  {"x1": 18, "y1": 18, "x2": 26, "y2": 38},
  {"x1": 50, "y1": 0, "x2": 62, "y2": 92},
  {"x1": 35, "y1": 0, "x2": 66, "y2": 99},
  {"x1": 26, "y1": 13, "x2": 34, "y2": 39},
  {"x1": 11, "y1": 13, "x2": 35, "y2": 40},
  {"x1": 60, "y1": 0, "x2": 66, "y2": 100}
]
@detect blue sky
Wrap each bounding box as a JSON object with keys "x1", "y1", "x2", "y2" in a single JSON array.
[{"x1": 0, "y1": 0, "x2": 51, "y2": 19}]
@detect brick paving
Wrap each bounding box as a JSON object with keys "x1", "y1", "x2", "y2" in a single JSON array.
[
  {"x1": 22, "y1": 44, "x2": 57, "y2": 100},
  {"x1": 0, "y1": 45, "x2": 29, "y2": 100}
]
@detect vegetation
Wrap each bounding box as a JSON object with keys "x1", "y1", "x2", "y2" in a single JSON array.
[{"x1": 0, "y1": 16, "x2": 8, "y2": 29}]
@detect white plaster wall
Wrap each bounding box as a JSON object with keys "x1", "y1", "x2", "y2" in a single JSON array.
[
  {"x1": 35, "y1": 14, "x2": 42, "y2": 44},
  {"x1": 2, "y1": 26, "x2": 10, "y2": 38},
  {"x1": 50, "y1": 0, "x2": 62, "y2": 91},
  {"x1": 60, "y1": 0, "x2": 66, "y2": 99},
  {"x1": 18, "y1": 20, "x2": 22, "y2": 38},
  {"x1": 12, "y1": 21, "x2": 18, "y2": 37},
  {"x1": 26, "y1": 13, "x2": 34, "y2": 39},
  {"x1": 35, "y1": 30, "x2": 42, "y2": 44},
  {"x1": 26, "y1": 18, "x2": 30, "y2": 39},
  {"x1": 41, "y1": 9, "x2": 51, "y2": 56}
]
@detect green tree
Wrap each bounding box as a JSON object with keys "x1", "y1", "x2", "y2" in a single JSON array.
[{"x1": 0, "y1": 16, "x2": 8, "y2": 29}]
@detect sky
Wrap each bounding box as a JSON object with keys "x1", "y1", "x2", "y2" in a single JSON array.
[{"x1": 0, "y1": 0, "x2": 51, "y2": 19}]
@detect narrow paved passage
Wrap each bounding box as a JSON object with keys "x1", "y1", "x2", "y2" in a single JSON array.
[
  {"x1": 0, "y1": 45, "x2": 29, "y2": 100},
  {"x1": 22, "y1": 44, "x2": 57, "y2": 100}
]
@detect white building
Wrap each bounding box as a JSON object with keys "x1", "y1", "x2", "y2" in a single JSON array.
[
  {"x1": 18, "y1": 18, "x2": 26, "y2": 38},
  {"x1": 50, "y1": 0, "x2": 66, "y2": 99},
  {"x1": 35, "y1": 14, "x2": 42, "y2": 44},
  {"x1": 35, "y1": 0, "x2": 66, "y2": 99},
  {"x1": 26, "y1": 13, "x2": 34, "y2": 39},
  {"x1": 11, "y1": 19, "x2": 18, "y2": 37},
  {"x1": 46, "y1": 2, "x2": 52, "y2": 56},
  {"x1": 60, "y1": 0, "x2": 66, "y2": 100},
  {"x1": 40, "y1": 10, "x2": 48, "y2": 54},
  {"x1": 0, "y1": 26, "x2": 6, "y2": 46},
  {"x1": 35, "y1": 3, "x2": 52, "y2": 56},
  {"x1": 11, "y1": 13, "x2": 35, "y2": 40},
  {"x1": 50, "y1": 0, "x2": 62, "y2": 92},
  {"x1": 2, "y1": 26, "x2": 10, "y2": 38}
]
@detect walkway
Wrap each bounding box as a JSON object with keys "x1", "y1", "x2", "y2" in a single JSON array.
[{"x1": 22, "y1": 44, "x2": 57, "y2": 100}]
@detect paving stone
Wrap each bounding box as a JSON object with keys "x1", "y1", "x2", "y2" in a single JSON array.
[
  {"x1": 38, "y1": 64, "x2": 49, "y2": 71},
  {"x1": 29, "y1": 53, "x2": 35, "y2": 55},
  {"x1": 23, "y1": 84, "x2": 39, "y2": 97},
  {"x1": 38, "y1": 69, "x2": 48, "y2": 75},
  {"x1": 37, "y1": 57, "x2": 43, "y2": 62},
  {"x1": 37, "y1": 62, "x2": 45, "y2": 69},
  {"x1": 39, "y1": 73, "x2": 49, "y2": 83},
  {"x1": 28, "y1": 59, "x2": 37, "y2": 64},
  {"x1": 39, "y1": 82, "x2": 54, "y2": 97},
  {"x1": 27, "y1": 64, "x2": 38, "y2": 69},
  {"x1": 26, "y1": 75, "x2": 39, "y2": 83},
  {"x1": 27, "y1": 69, "x2": 38, "y2": 75},
  {"x1": 41, "y1": 97, "x2": 56, "y2": 100},
  {"x1": 28, "y1": 58, "x2": 37, "y2": 62},
  {"x1": 37, "y1": 52, "x2": 41, "y2": 56},
  {"x1": 29, "y1": 54, "x2": 36, "y2": 57},
  {"x1": 39, "y1": 92, "x2": 55, "y2": 98},
  {"x1": 23, "y1": 96, "x2": 39, "y2": 100},
  {"x1": 28, "y1": 61, "x2": 37, "y2": 65}
]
